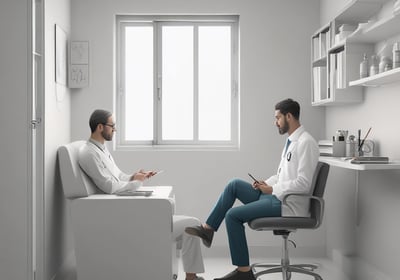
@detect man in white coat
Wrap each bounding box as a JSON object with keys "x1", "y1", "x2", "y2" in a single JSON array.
[
  {"x1": 185, "y1": 98, "x2": 319, "y2": 280},
  {"x1": 78, "y1": 109, "x2": 205, "y2": 280}
]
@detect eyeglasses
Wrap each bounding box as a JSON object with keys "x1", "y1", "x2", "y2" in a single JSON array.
[{"x1": 103, "y1": 123, "x2": 116, "y2": 129}]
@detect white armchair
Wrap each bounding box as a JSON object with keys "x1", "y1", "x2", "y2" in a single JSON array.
[{"x1": 58, "y1": 141, "x2": 178, "y2": 280}]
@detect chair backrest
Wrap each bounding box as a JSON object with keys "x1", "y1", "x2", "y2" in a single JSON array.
[
  {"x1": 58, "y1": 141, "x2": 102, "y2": 199},
  {"x1": 309, "y1": 161, "x2": 330, "y2": 222}
]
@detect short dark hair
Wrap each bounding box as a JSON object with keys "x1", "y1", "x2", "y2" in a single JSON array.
[
  {"x1": 89, "y1": 109, "x2": 112, "y2": 133},
  {"x1": 275, "y1": 98, "x2": 300, "y2": 120}
]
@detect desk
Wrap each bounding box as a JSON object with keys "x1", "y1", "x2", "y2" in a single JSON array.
[
  {"x1": 319, "y1": 157, "x2": 400, "y2": 225},
  {"x1": 71, "y1": 186, "x2": 178, "y2": 280},
  {"x1": 319, "y1": 157, "x2": 400, "y2": 171}
]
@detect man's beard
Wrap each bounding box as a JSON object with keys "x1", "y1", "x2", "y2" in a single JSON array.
[
  {"x1": 278, "y1": 119, "x2": 289, "y2": 135},
  {"x1": 101, "y1": 130, "x2": 113, "y2": 141}
]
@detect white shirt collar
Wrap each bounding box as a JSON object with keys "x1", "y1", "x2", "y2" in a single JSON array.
[
  {"x1": 88, "y1": 138, "x2": 106, "y2": 152},
  {"x1": 288, "y1": 125, "x2": 304, "y2": 142}
]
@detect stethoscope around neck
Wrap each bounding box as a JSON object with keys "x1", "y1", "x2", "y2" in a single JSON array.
[{"x1": 286, "y1": 151, "x2": 292, "y2": 161}]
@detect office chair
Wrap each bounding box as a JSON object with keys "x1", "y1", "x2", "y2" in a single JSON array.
[
  {"x1": 249, "y1": 161, "x2": 330, "y2": 280},
  {"x1": 58, "y1": 141, "x2": 178, "y2": 280}
]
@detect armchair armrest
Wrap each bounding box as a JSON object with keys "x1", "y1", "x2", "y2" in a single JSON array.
[{"x1": 69, "y1": 194, "x2": 176, "y2": 280}]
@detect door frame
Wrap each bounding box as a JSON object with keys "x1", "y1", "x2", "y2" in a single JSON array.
[{"x1": 28, "y1": 0, "x2": 45, "y2": 279}]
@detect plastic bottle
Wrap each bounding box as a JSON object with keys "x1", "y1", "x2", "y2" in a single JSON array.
[
  {"x1": 370, "y1": 55, "x2": 378, "y2": 76},
  {"x1": 360, "y1": 53, "x2": 369, "y2": 78}
]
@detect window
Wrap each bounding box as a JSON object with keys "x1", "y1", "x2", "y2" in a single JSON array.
[{"x1": 116, "y1": 15, "x2": 239, "y2": 149}]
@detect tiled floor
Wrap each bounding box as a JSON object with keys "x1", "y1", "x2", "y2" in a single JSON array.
[{"x1": 62, "y1": 257, "x2": 349, "y2": 280}]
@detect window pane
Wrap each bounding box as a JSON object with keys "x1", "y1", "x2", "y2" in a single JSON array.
[
  {"x1": 198, "y1": 26, "x2": 231, "y2": 141},
  {"x1": 162, "y1": 26, "x2": 194, "y2": 140},
  {"x1": 124, "y1": 26, "x2": 153, "y2": 141}
]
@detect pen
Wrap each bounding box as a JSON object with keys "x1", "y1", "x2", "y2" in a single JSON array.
[
  {"x1": 358, "y1": 129, "x2": 361, "y2": 151},
  {"x1": 359, "y1": 127, "x2": 372, "y2": 150}
]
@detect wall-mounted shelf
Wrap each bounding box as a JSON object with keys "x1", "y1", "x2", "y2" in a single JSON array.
[
  {"x1": 335, "y1": 0, "x2": 385, "y2": 23},
  {"x1": 312, "y1": 56, "x2": 327, "y2": 67},
  {"x1": 349, "y1": 67, "x2": 400, "y2": 86},
  {"x1": 311, "y1": 0, "x2": 400, "y2": 106},
  {"x1": 347, "y1": 12, "x2": 400, "y2": 44}
]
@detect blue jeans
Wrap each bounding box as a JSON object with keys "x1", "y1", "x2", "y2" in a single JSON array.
[{"x1": 206, "y1": 178, "x2": 281, "y2": 266}]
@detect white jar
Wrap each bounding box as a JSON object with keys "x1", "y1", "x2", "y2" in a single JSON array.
[
  {"x1": 346, "y1": 136, "x2": 356, "y2": 157},
  {"x1": 379, "y1": 56, "x2": 392, "y2": 73}
]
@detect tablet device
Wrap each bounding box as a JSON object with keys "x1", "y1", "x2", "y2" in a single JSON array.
[
  {"x1": 350, "y1": 156, "x2": 389, "y2": 164},
  {"x1": 116, "y1": 190, "x2": 154, "y2": 197}
]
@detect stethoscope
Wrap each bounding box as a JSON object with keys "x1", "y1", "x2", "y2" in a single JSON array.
[{"x1": 286, "y1": 151, "x2": 292, "y2": 161}]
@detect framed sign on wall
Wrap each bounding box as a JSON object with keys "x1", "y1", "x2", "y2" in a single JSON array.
[{"x1": 69, "y1": 41, "x2": 89, "y2": 88}]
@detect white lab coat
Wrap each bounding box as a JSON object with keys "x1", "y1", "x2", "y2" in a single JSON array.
[{"x1": 265, "y1": 126, "x2": 319, "y2": 217}]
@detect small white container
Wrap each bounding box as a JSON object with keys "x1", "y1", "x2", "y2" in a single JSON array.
[
  {"x1": 379, "y1": 56, "x2": 392, "y2": 73},
  {"x1": 346, "y1": 135, "x2": 356, "y2": 157},
  {"x1": 333, "y1": 141, "x2": 346, "y2": 157},
  {"x1": 360, "y1": 53, "x2": 369, "y2": 78},
  {"x1": 370, "y1": 55, "x2": 379, "y2": 76}
]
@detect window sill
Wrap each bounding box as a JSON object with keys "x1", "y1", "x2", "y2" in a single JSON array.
[{"x1": 115, "y1": 144, "x2": 240, "y2": 152}]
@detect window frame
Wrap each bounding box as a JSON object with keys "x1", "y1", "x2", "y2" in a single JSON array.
[{"x1": 115, "y1": 15, "x2": 240, "y2": 150}]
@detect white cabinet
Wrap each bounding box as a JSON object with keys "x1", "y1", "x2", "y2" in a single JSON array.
[
  {"x1": 311, "y1": 0, "x2": 400, "y2": 106},
  {"x1": 311, "y1": 26, "x2": 369, "y2": 106}
]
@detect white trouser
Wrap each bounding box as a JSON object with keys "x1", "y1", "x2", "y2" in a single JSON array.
[{"x1": 173, "y1": 215, "x2": 205, "y2": 274}]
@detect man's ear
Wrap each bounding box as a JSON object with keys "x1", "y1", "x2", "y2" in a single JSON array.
[
  {"x1": 286, "y1": 112, "x2": 293, "y2": 121},
  {"x1": 96, "y1": 123, "x2": 104, "y2": 132}
]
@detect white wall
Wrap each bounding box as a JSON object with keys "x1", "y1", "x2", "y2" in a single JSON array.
[
  {"x1": 44, "y1": 0, "x2": 72, "y2": 279},
  {"x1": 70, "y1": 0, "x2": 325, "y2": 257},
  {"x1": 320, "y1": 0, "x2": 350, "y2": 24},
  {"x1": 0, "y1": 1, "x2": 30, "y2": 279},
  {"x1": 320, "y1": 0, "x2": 400, "y2": 279}
]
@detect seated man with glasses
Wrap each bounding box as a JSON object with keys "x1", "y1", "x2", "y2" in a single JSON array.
[{"x1": 78, "y1": 109, "x2": 205, "y2": 280}]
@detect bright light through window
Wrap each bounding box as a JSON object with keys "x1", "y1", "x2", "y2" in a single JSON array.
[
  {"x1": 125, "y1": 26, "x2": 153, "y2": 141},
  {"x1": 199, "y1": 26, "x2": 231, "y2": 141},
  {"x1": 117, "y1": 16, "x2": 239, "y2": 148},
  {"x1": 162, "y1": 26, "x2": 194, "y2": 140}
]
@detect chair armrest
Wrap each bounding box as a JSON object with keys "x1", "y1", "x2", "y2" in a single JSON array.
[
  {"x1": 71, "y1": 194, "x2": 175, "y2": 227},
  {"x1": 282, "y1": 192, "x2": 324, "y2": 206},
  {"x1": 282, "y1": 193, "x2": 325, "y2": 227}
]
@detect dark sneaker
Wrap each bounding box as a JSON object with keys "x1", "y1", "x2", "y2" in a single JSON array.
[
  {"x1": 214, "y1": 269, "x2": 256, "y2": 280},
  {"x1": 185, "y1": 225, "x2": 214, "y2": 248}
]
